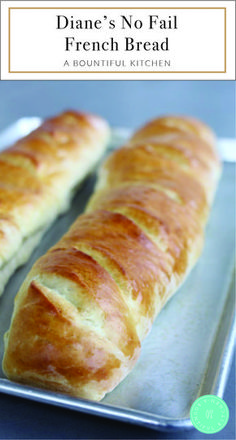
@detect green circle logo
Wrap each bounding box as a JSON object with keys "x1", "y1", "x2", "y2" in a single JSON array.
[{"x1": 190, "y1": 395, "x2": 229, "y2": 434}]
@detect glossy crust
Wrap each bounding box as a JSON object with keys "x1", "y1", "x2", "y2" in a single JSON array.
[
  {"x1": 3, "y1": 116, "x2": 221, "y2": 401},
  {"x1": 0, "y1": 111, "x2": 110, "y2": 294}
]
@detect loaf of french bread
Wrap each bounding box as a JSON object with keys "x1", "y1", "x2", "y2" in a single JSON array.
[
  {"x1": 2, "y1": 116, "x2": 221, "y2": 401},
  {"x1": 0, "y1": 110, "x2": 110, "y2": 295}
]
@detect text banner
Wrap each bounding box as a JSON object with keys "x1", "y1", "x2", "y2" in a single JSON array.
[{"x1": 1, "y1": 0, "x2": 235, "y2": 79}]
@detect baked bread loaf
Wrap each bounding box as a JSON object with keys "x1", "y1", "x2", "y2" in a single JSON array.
[
  {"x1": 0, "y1": 111, "x2": 110, "y2": 295},
  {"x1": 2, "y1": 116, "x2": 221, "y2": 401}
]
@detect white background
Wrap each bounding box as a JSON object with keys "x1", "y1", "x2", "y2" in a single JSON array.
[{"x1": 1, "y1": 0, "x2": 235, "y2": 79}]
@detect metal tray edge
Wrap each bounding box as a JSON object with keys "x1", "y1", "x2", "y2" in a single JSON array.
[
  {"x1": 200, "y1": 269, "x2": 236, "y2": 398},
  {"x1": 0, "y1": 379, "x2": 193, "y2": 432}
]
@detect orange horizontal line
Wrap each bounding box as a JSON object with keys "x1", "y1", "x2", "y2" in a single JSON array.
[
  {"x1": 9, "y1": 70, "x2": 226, "y2": 74},
  {"x1": 9, "y1": 7, "x2": 225, "y2": 9}
]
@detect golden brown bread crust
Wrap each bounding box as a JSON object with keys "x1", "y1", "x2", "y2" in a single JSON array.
[
  {"x1": 0, "y1": 110, "x2": 110, "y2": 294},
  {"x1": 3, "y1": 115, "x2": 221, "y2": 401}
]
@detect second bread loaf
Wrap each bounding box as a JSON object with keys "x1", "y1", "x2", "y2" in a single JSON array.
[{"x1": 0, "y1": 110, "x2": 110, "y2": 295}]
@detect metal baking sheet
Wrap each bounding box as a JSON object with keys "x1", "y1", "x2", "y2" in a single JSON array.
[{"x1": 0, "y1": 118, "x2": 235, "y2": 432}]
